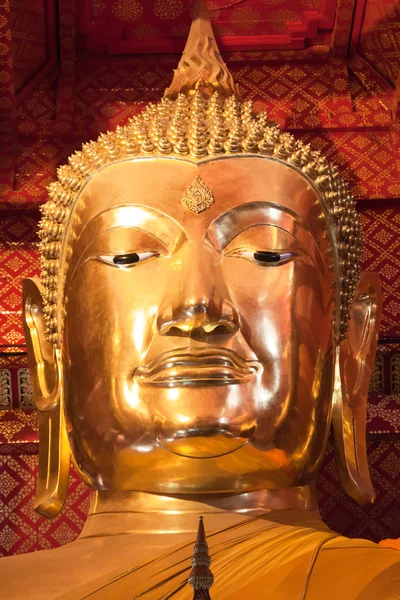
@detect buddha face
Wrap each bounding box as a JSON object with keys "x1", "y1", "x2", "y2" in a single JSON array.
[{"x1": 62, "y1": 156, "x2": 335, "y2": 493}]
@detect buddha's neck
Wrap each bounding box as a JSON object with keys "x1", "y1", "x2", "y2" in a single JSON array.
[{"x1": 79, "y1": 486, "x2": 318, "y2": 539}]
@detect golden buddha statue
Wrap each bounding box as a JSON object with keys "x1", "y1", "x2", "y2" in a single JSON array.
[{"x1": 2, "y1": 1, "x2": 400, "y2": 598}]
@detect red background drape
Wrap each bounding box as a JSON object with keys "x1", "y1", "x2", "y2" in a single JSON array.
[{"x1": 0, "y1": 0, "x2": 400, "y2": 557}]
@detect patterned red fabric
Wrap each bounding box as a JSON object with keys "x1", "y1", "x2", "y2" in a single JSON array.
[
  {"x1": 358, "y1": 0, "x2": 400, "y2": 88},
  {"x1": 77, "y1": 0, "x2": 336, "y2": 53},
  {"x1": 1, "y1": 0, "x2": 400, "y2": 561},
  {"x1": 9, "y1": 0, "x2": 48, "y2": 94},
  {"x1": 0, "y1": 410, "x2": 38, "y2": 444},
  {"x1": 56, "y1": 0, "x2": 76, "y2": 122},
  {"x1": 368, "y1": 396, "x2": 400, "y2": 435},
  {"x1": 0, "y1": 211, "x2": 39, "y2": 352},
  {"x1": 332, "y1": 0, "x2": 357, "y2": 55},
  {"x1": 0, "y1": 0, "x2": 16, "y2": 196},
  {"x1": 318, "y1": 438, "x2": 400, "y2": 543},
  {"x1": 1, "y1": 51, "x2": 398, "y2": 208},
  {"x1": 0, "y1": 446, "x2": 89, "y2": 556},
  {"x1": 360, "y1": 205, "x2": 400, "y2": 337}
]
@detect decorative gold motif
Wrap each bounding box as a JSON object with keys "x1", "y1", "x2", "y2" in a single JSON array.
[
  {"x1": 231, "y1": 6, "x2": 261, "y2": 31},
  {"x1": 391, "y1": 354, "x2": 400, "y2": 394},
  {"x1": 111, "y1": 0, "x2": 143, "y2": 21},
  {"x1": 164, "y1": 0, "x2": 240, "y2": 99},
  {"x1": 0, "y1": 409, "x2": 38, "y2": 443},
  {"x1": 188, "y1": 516, "x2": 214, "y2": 597},
  {"x1": 153, "y1": 0, "x2": 183, "y2": 20},
  {"x1": 369, "y1": 354, "x2": 384, "y2": 394},
  {"x1": 0, "y1": 369, "x2": 12, "y2": 408},
  {"x1": 181, "y1": 175, "x2": 214, "y2": 214},
  {"x1": 17, "y1": 368, "x2": 34, "y2": 408}
]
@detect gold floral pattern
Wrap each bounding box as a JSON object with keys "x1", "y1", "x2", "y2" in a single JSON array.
[
  {"x1": 133, "y1": 24, "x2": 161, "y2": 38},
  {"x1": 231, "y1": 6, "x2": 261, "y2": 30},
  {"x1": 358, "y1": 0, "x2": 400, "y2": 87},
  {"x1": 301, "y1": 0, "x2": 321, "y2": 8},
  {"x1": 153, "y1": 0, "x2": 184, "y2": 20},
  {"x1": 207, "y1": 1, "x2": 220, "y2": 21},
  {"x1": 91, "y1": 0, "x2": 106, "y2": 18},
  {"x1": 111, "y1": 0, "x2": 143, "y2": 21},
  {"x1": 270, "y1": 9, "x2": 300, "y2": 33}
]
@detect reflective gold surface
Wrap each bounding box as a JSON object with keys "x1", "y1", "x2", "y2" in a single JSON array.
[
  {"x1": 23, "y1": 155, "x2": 381, "y2": 507},
  {"x1": 2, "y1": 2, "x2": 393, "y2": 598},
  {"x1": 332, "y1": 272, "x2": 382, "y2": 504},
  {"x1": 3, "y1": 493, "x2": 400, "y2": 599},
  {"x1": 57, "y1": 156, "x2": 335, "y2": 494},
  {"x1": 164, "y1": 0, "x2": 240, "y2": 99},
  {"x1": 23, "y1": 279, "x2": 70, "y2": 517}
]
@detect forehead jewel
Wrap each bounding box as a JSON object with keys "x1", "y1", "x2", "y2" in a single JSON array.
[
  {"x1": 38, "y1": 0, "x2": 362, "y2": 347},
  {"x1": 181, "y1": 176, "x2": 214, "y2": 214}
]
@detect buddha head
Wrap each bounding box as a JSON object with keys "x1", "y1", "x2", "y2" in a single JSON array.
[{"x1": 23, "y1": 1, "x2": 381, "y2": 518}]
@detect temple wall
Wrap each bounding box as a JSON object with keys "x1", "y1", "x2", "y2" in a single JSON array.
[{"x1": 1, "y1": 0, "x2": 400, "y2": 557}]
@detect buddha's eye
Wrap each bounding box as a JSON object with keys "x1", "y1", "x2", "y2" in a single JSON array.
[
  {"x1": 226, "y1": 250, "x2": 297, "y2": 266},
  {"x1": 253, "y1": 251, "x2": 295, "y2": 265},
  {"x1": 97, "y1": 251, "x2": 160, "y2": 268}
]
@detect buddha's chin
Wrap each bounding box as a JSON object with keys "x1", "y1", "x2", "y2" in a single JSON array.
[
  {"x1": 156, "y1": 427, "x2": 255, "y2": 458},
  {"x1": 143, "y1": 384, "x2": 259, "y2": 458}
]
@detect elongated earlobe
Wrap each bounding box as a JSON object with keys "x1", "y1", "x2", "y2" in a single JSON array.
[
  {"x1": 23, "y1": 278, "x2": 70, "y2": 518},
  {"x1": 332, "y1": 272, "x2": 382, "y2": 505}
]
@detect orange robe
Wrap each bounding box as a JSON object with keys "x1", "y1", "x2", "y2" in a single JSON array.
[{"x1": 55, "y1": 510, "x2": 400, "y2": 600}]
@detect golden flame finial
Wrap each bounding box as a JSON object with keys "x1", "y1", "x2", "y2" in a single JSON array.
[{"x1": 164, "y1": 0, "x2": 240, "y2": 99}]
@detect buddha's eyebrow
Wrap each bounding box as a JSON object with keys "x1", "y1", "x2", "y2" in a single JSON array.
[
  {"x1": 76, "y1": 204, "x2": 185, "y2": 251},
  {"x1": 206, "y1": 201, "x2": 312, "y2": 249}
]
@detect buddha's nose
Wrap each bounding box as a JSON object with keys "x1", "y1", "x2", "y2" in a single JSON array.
[{"x1": 156, "y1": 243, "x2": 240, "y2": 339}]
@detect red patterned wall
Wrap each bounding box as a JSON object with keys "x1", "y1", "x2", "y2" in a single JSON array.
[
  {"x1": 0, "y1": 445, "x2": 89, "y2": 556},
  {"x1": 0, "y1": 212, "x2": 39, "y2": 352},
  {"x1": 9, "y1": 0, "x2": 48, "y2": 93},
  {"x1": 0, "y1": 55, "x2": 398, "y2": 209},
  {"x1": 358, "y1": 0, "x2": 400, "y2": 87},
  {"x1": 318, "y1": 438, "x2": 400, "y2": 542},
  {"x1": 77, "y1": 0, "x2": 337, "y2": 53},
  {"x1": 361, "y1": 205, "x2": 400, "y2": 337},
  {"x1": 1, "y1": 0, "x2": 400, "y2": 557}
]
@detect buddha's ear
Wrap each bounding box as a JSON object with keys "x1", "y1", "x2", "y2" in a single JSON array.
[
  {"x1": 332, "y1": 272, "x2": 382, "y2": 505},
  {"x1": 23, "y1": 278, "x2": 59, "y2": 410},
  {"x1": 22, "y1": 278, "x2": 70, "y2": 518}
]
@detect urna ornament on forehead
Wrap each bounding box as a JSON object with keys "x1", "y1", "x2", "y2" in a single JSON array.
[{"x1": 38, "y1": 0, "x2": 362, "y2": 347}]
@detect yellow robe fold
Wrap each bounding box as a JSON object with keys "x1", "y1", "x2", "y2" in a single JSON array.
[{"x1": 56, "y1": 511, "x2": 400, "y2": 600}]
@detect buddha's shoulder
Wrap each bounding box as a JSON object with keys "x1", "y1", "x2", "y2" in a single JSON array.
[
  {"x1": 209, "y1": 527, "x2": 400, "y2": 600},
  {"x1": 0, "y1": 537, "x2": 134, "y2": 600},
  {"x1": 1, "y1": 527, "x2": 400, "y2": 600},
  {"x1": 302, "y1": 536, "x2": 400, "y2": 600}
]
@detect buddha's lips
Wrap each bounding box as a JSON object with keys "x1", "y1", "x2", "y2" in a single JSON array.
[{"x1": 134, "y1": 348, "x2": 260, "y2": 387}]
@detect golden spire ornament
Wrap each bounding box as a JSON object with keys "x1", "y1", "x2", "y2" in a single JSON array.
[{"x1": 164, "y1": 0, "x2": 240, "y2": 99}]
